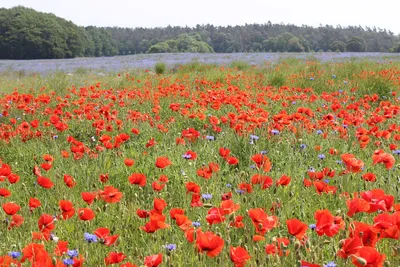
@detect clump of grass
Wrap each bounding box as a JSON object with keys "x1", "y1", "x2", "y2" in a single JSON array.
[
  {"x1": 269, "y1": 73, "x2": 286, "y2": 87},
  {"x1": 154, "y1": 62, "x2": 167, "y2": 74},
  {"x1": 229, "y1": 60, "x2": 250, "y2": 71}
]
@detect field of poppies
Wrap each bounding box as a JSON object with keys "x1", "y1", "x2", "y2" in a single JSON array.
[{"x1": 0, "y1": 58, "x2": 399, "y2": 267}]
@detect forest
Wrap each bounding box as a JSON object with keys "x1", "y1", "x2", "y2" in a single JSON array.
[{"x1": 1, "y1": 6, "x2": 400, "y2": 59}]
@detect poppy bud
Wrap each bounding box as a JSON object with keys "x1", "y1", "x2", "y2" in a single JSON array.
[
  {"x1": 228, "y1": 213, "x2": 235, "y2": 221},
  {"x1": 294, "y1": 241, "x2": 301, "y2": 250},
  {"x1": 203, "y1": 203, "x2": 213, "y2": 208},
  {"x1": 355, "y1": 257, "x2": 367, "y2": 266},
  {"x1": 305, "y1": 239, "x2": 311, "y2": 249}
]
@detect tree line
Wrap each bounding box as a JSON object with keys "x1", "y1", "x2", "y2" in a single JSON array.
[{"x1": 1, "y1": 6, "x2": 399, "y2": 59}]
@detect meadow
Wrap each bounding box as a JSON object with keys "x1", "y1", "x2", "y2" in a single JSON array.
[{"x1": 0, "y1": 57, "x2": 399, "y2": 266}]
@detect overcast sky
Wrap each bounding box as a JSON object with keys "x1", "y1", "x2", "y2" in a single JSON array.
[{"x1": 1, "y1": 0, "x2": 399, "y2": 34}]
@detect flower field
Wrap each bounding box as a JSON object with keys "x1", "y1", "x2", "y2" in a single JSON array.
[{"x1": 0, "y1": 59, "x2": 399, "y2": 266}]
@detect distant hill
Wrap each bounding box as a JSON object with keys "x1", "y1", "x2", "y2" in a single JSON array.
[{"x1": 0, "y1": 6, "x2": 399, "y2": 59}]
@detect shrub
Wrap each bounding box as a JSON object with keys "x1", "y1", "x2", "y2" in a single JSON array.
[{"x1": 154, "y1": 62, "x2": 167, "y2": 75}]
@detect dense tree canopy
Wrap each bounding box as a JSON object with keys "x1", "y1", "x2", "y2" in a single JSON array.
[{"x1": 0, "y1": 6, "x2": 399, "y2": 59}]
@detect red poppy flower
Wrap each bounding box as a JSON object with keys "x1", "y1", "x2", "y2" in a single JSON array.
[
  {"x1": 29, "y1": 197, "x2": 41, "y2": 211},
  {"x1": 7, "y1": 173, "x2": 19, "y2": 184},
  {"x1": 337, "y1": 236, "x2": 362, "y2": 259},
  {"x1": 2, "y1": 202, "x2": 21, "y2": 215},
  {"x1": 248, "y1": 208, "x2": 278, "y2": 235},
  {"x1": 351, "y1": 246, "x2": 385, "y2": 267},
  {"x1": 341, "y1": 154, "x2": 364, "y2": 173},
  {"x1": 37, "y1": 176, "x2": 54, "y2": 189},
  {"x1": 124, "y1": 158, "x2": 135, "y2": 167},
  {"x1": 152, "y1": 181, "x2": 165, "y2": 192},
  {"x1": 141, "y1": 214, "x2": 169, "y2": 233},
  {"x1": 300, "y1": 261, "x2": 321, "y2": 267},
  {"x1": 104, "y1": 252, "x2": 126, "y2": 265},
  {"x1": 99, "y1": 186, "x2": 123, "y2": 203},
  {"x1": 40, "y1": 162, "x2": 52, "y2": 171},
  {"x1": 219, "y1": 147, "x2": 231, "y2": 159},
  {"x1": 286, "y1": 218, "x2": 308, "y2": 240},
  {"x1": 144, "y1": 254, "x2": 162, "y2": 267},
  {"x1": 54, "y1": 240, "x2": 69, "y2": 257},
  {"x1": 128, "y1": 173, "x2": 146, "y2": 187},
  {"x1": 361, "y1": 173, "x2": 376, "y2": 182},
  {"x1": 314, "y1": 209, "x2": 344, "y2": 237},
  {"x1": 78, "y1": 208, "x2": 95, "y2": 221},
  {"x1": 64, "y1": 174, "x2": 77, "y2": 188},
  {"x1": 81, "y1": 192, "x2": 96, "y2": 205},
  {"x1": 38, "y1": 213, "x2": 55, "y2": 233},
  {"x1": 8, "y1": 213, "x2": 24, "y2": 230},
  {"x1": 276, "y1": 175, "x2": 291, "y2": 186},
  {"x1": 0, "y1": 188, "x2": 11, "y2": 198},
  {"x1": 372, "y1": 151, "x2": 395, "y2": 169},
  {"x1": 155, "y1": 156, "x2": 172, "y2": 169},
  {"x1": 153, "y1": 198, "x2": 167, "y2": 214},
  {"x1": 59, "y1": 200, "x2": 75, "y2": 220},
  {"x1": 196, "y1": 229, "x2": 224, "y2": 257},
  {"x1": 230, "y1": 246, "x2": 251, "y2": 267}
]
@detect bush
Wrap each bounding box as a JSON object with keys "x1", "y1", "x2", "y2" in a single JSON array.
[{"x1": 154, "y1": 62, "x2": 167, "y2": 75}]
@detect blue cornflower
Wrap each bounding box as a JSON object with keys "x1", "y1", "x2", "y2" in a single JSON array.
[
  {"x1": 63, "y1": 258, "x2": 74, "y2": 266},
  {"x1": 165, "y1": 244, "x2": 177, "y2": 251},
  {"x1": 339, "y1": 89, "x2": 343, "y2": 93},
  {"x1": 192, "y1": 221, "x2": 201, "y2": 227},
  {"x1": 316, "y1": 130, "x2": 323, "y2": 135},
  {"x1": 324, "y1": 179, "x2": 330, "y2": 184},
  {"x1": 344, "y1": 81, "x2": 348, "y2": 85},
  {"x1": 260, "y1": 150, "x2": 268, "y2": 155},
  {"x1": 53, "y1": 135, "x2": 59, "y2": 139},
  {"x1": 236, "y1": 189, "x2": 245, "y2": 194},
  {"x1": 292, "y1": 101, "x2": 296, "y2": 104},
  {"x1": 226, "y1": 183, "x2": 232, "y2": 188},
  {"x1": 336, "y1": 160, "x2": 343, "y2": 164},
  {"x1": 310, "y1": 77, "x2": 314, "y2": 81},
  {"x1": 318, "y1": 154, "x2": 326, "y2": 160},
  {"x1": 67, "y1": 250, "x2": 78, "y2": 258},
  {"x1": 8, "y1": 251, "x2": 21, "y2": 259},
  {"x1": 324, "y1": 262, "x2": 337, "y2": 267},
  {"x1": 84, "y1": 233, "x2": 97, "y2": 243},
  {"x1": 393, "y1": 150, "x2": 400, "y2": 156},
  {"x1": 202, "y1": 193, "x2": 212, "y2": 200},
  {"x1": 250, "y1": 164, "x2": 256, "y2": 169},
  {"x1": 182, "y1": 153, "x2": 192, "y2": 159},
  {"x1": 332, "y1": 74, "x2": 336, "y2": 79},
  {"x1": 309, "y1": 224, "x2": 316, "y2": 230},
  {"x1": 206, "y1": 135, "x2": 215, "y2": 141},
  {"x1": 308, "y1": 167, "x2": 316, "y2": 172},
  {"x1": 250, "y1": 134, "x2": 259, "y2": 141},
  {"x1": 300, "y1": 144, "x2": 307, "y2": 149},
  {"x1": 271, "y1": 129, "x2": 280, "y2": 135}
]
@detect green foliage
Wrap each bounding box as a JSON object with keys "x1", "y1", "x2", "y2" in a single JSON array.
[
  {"x1": 0, "y1": 6, "x2": 118, "y2": 59},
  {"x1": 148, "y1": 33, "x2": 214, "y2": 54},
  {"x1": 269, "y1": 73, "x2": 286, "y2": 87},
  {"x1": 154, "y1": 62, "x2": 167, "y2": 74},
  {"x1": 346, "y1": 36, "x2": 367, "y2": 52}
]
